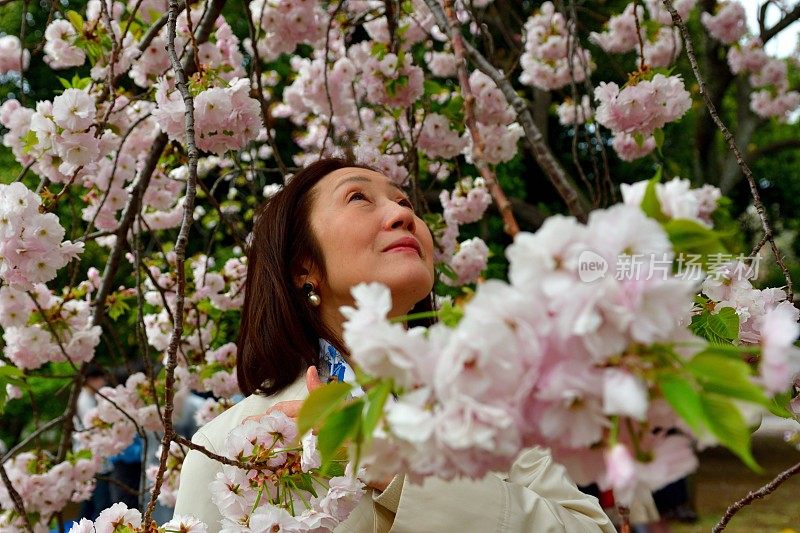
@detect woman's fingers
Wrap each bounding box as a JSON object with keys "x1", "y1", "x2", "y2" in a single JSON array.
[
  {"x1": 241, "y1": 368, "x2": 324, "y2": 425},
  {"x1": 266, "y1": 399, "x2": 303, "y2": 418},
  {"x1": 306, "y1": 365, "x2": 323, "y2": 392}
]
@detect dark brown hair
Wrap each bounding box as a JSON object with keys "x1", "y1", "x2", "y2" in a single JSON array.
[{"x1": 236, "y1": 157, "x2": 434, "y2": 396}]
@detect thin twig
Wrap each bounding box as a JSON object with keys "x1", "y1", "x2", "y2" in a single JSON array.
[
  {"x1": 434, "y1": 0, "x2": 520, "y2": 236},
  {"x1": 1, "y1": 415, "x2": 65, "y2": 464},
  {"x1": 422, "y1": 0, "x2": 589, "y2": 221},
  {"x1": 661, "y1": 0, "x2": 793, "y2": 302},
  {"x1": 319, "y1": 0, "x2": 345, "y2": 157},
  {"x1": 144, "y1": 0, "x2": 216, "y2": 525},
  {"x1": 0, "y1": 462, "x2": 33, "y2": 532},
  {"x1": 713, "y1": 460, "x2": 800, "y2": 532},
  {"x1": 242, "y1": 0, "x2": 288, "y2": 176}
]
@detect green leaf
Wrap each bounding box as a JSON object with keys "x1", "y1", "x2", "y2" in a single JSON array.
[
  {"x1": 686, "y1": 352, "x2": 768, "y2": 405},
  {"x1": 438, "y1": 299, "x2": 464, "y2": 327},
  {"x1": 66, "y1": 10, "x2": 84, "y2": 31},
  {"x1": 317, "y1": 400, "x2": 362, "y2": 463},
  {"x1": 653, "y1": 128, "x2": 665, "y2": 150},
  {"x1": 690, "y1": 307, "x2": 739, "y2": 344},
  {"x1": 767, "y1": 390, "x2": 795, "y2": 418},
  {"x1": 658, "y1": 373, "x2": 705, "y2": 434},
  {"x1": 21, "y1": 130, "x2": 38, "y2": 153},
  {"x1": 107, "y1": 296, "x2": 130, "y2": 321},
  {"x1": 370, "y1": 42, "x2": 388, "y2": 60},
  {"x1": 640, "y1": 170, "x2": 668, "y2": 223},
  {"x1": 362, "y1": 380, "x2": 392, "y2": 443},
  {"x1": 700, "y1": 393, "x2": 761, "y2": 472},
  {"x1": 288, "y1": 472, "x2": 317, "y2": 497},
  {"x1": 664, "y1": 218, "x2": 728, "y2": 258},
  {"x1": 297, "y1": 381, "x2": 353, "y2": 436}
]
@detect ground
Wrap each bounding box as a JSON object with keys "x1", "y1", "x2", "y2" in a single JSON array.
[{"x1": 671, "y1": 434, "x2": 800, "y2": 533}]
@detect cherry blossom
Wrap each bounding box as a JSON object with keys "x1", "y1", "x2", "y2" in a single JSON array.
[
  {"x1": 0, "y1": 35, "x2": 29, "y2": 73},
  {"x1": 557, "y1": 95, "x2": 593, "y2": 126},
  {"x1": 519, "y1": 1, "x2": 593, "y2": 91},
  {"x1": 595, "y1": 73, "x2": 692, "y2": 138},
  {"x1": 621, "y1": 177, "x2": 721, "y2": 226},
  {"x1": 155, "y1": 78, "x2": 261, "y2": 155},
  {"x1": 0, "y1": 183, "x2": 84, "y2": 289},
  {"x1": 701, "y1": 1, "x2": 747, "y2": 45}
]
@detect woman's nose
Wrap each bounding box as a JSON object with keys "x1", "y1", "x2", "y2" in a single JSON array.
[{"x1": 384, "y1": 201, "x2": 416, "y2": 232}]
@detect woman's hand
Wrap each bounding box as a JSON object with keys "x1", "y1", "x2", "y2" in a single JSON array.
[{"x1": 245, "y1": 366, "x2": 323, "y2": 423}]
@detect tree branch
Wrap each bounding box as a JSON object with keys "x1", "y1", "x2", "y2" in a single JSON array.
[
  {"x1": 748, "y1": 138, "x2": 800, "y2": 161},
  {"x1": 422, "y1": 0, "x2": 589, "y2": 221},
  {"x1": 436, "y1": 0, "x2": 520, "y2": 236},
  {"x1": 0, "y1": 462, "x2": 33, "y2": 532},
  {"x1": 144, "y1": 0, "x2": 227, "y2": 525},
  {"x1": 662, "y1": 0, "x2": 794, "y2": 303},
  {"x1": 761, "y1": 3, "x2": 800, "y2": 44},
  {"x1": 713, "y1": 460, "x2": 800, "y2": 532}
]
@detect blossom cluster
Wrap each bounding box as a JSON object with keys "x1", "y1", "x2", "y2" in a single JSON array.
[
  {"x1": 208, "y1": 412, "x2": 364, "y2": 532},
  {"x1": 339, "y1": 194, "x2": 800, "y2": 505},
  {"x1": 0, "y1": 282, "x2": 101, "y2": 370},
  {"x1": 556, "y1": 95, "x2": 593, "y2": 126},
  {"x1": 343, "y1": 205, "x2": 693, "y2": 490},
  {"x1": 69, "y1": 503, "x2": 207, "y2": 533},
  {"x1": 1, "y1": 451, "x2": 98, "y2": 532},
  {"x1": 154, "y1": 77, "x2": 261, "y2": 155},
  {"x1": 699, "y1": 2, "x2": 800, "y2": 121},
  {"x1": 700, "y1": 261, "x2": 800, "y2": 393},
  {"x1": 701, "y1": 1, "x2": 747, "y2": 45},
  {"x1": 76, "y1": 372, "x2": 167, "y2": 459},
  {"x1": 519, "y1": 1, "x2": 594, "y2": 91},
  {"x1": 16, "y1": 87, "x2": 108, "y2": 181},
  {"x1": 0, "y1": 35, "x2": 29, "y2": 73},
  {"x1": 249, "y1": 0, "x2": 326, "y2": 61},
  {"x1": 590, "y1": 1, "x2": 689, "y2": 69},
  {"x1": 436, "y1": 177, "x2": 492, "y2": 283},
  {"x1": 621, "y1": 177, "x2": 721, "y2": 227},
  {"x1": 0, "y1": 182, "x2": 84, "y2": 289},
  {"x1": 595, "y1": 73, "x2": 692, "y2": 160}
]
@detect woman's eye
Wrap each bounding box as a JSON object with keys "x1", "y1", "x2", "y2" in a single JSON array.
[
  {"x1": 399, "y1": 198, "x2": 413, "y2": 209},
  {"x1": 348, "y1": 192, "x2": 367, "y2": 202}
]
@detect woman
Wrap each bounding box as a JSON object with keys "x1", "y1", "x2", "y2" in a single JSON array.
[{"x1": 174, "y1": 158, "x2": 615, "y2": 532}]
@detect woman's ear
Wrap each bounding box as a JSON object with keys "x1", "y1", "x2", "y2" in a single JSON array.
[{"x1": 293, "y1": 261, "x2": 320, "y2": 290}]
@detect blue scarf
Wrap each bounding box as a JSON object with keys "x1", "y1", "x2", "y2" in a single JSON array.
[{"x1": 318, "y1": 339, "x2": 363, "y2": 396}]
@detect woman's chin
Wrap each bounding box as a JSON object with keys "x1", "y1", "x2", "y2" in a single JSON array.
[{"x1": 383, "y1": 272, "x2": 433, "y2": 307}]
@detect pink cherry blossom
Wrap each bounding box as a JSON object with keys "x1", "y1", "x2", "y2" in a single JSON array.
[
  {"x1": 0, "y1": 35, "x2": 29, "y2": 73},
  {"x1": 759, "y1": 301, "x2": 800, "y2": 394},
  {"x1": 621, "y1": 177, "x2": 721, "y2": 226},
  {"x1": 595, "y1": 73, "x2": 692, "y2": 137},
  {"x1": 557, "y1": 95, "x2": 593, "y2": 126},
  {"x1": 439, "y1": 177, "x2": 492, "y2": 225},
  {"x1": 44, "y1": 20, "x2": 86, "y2": 68},
  {"x1": 94, "y1": 502, "x2": 142, "y2": 533},
  {"x1": 52, "y1": 88, "x2": 96, "y2": 131},
  {"x1": 612, "y1": 132, "x2": 656, "y2": 161},
  {"x1": 701, "y1": 1, "x2": 747, "y2": 45},
  {"x1": 727, "y1": 38, "x2": 769, "y2": 75},
  {"x1": 442, "y1": 237, "x2": 489, "y2": 286},
  {"x1": 590, "y1": 3, "x2": 644, "y2": 54},
  {"x1": 520, "y1": 2, "x2": 593, "y2": 91},
  {"x1": 417, "y1": 113, "x2": 467, "y2": 159}
]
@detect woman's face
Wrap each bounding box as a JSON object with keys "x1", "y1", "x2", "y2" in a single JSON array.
[{"x1": 306, "y1": 167, "x2": 435, "y2": 320}]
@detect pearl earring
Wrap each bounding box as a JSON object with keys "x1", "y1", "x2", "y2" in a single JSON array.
[{"x1": 303, "y1": 282, "x2": 321, "y2": 307}]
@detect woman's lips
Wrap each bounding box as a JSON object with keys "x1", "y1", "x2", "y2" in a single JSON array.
[{"x1": 382, "y1": 236, "x2": 422, "y2": 256}]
